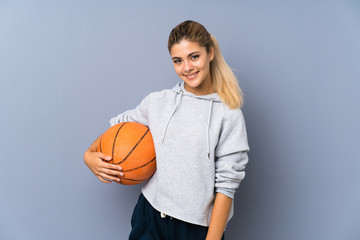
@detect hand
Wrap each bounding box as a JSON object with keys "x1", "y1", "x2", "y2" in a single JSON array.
[{"x1": 84, "y1": 151, "x2": 123, "y2": 184}]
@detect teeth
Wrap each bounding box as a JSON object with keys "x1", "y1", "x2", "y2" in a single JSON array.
[{"x1": 186, "y1": 72, "x2": 197, "y2": 77}]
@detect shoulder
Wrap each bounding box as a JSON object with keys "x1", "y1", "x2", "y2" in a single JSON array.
[
  {"x1": 144, "y1": 88, "x2": 175, "y2": 102},
  {"x1": 216, "y1": 105, "x2": 249, "y2": 152},
  {"x1": 220, "y1": 103, "x2": 245, "y2": 124}
]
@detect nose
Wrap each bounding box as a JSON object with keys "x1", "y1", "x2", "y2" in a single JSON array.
[{"x1": 184, "y1": 60, "x2": 193, "y2": 73}]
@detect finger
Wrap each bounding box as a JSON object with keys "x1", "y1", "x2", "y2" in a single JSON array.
[
  {"x1": 109, "y1": 164, "x2": 123, "y2": 171},
  {"x1": 101, "y1": 161, "x2": 122, "y2": 171},
  {"x1": 97, "y1": 175, "x2": 112, "y2": 183},
  {"x1": 98, "y1": 152, "x2": 112, "y2": 161},
  {"x1": 102, "y1": 168, "x2": 124, "y2": 177},
  {"x1": 98, "y1": 172, "x2": 121, "y2": 182}
]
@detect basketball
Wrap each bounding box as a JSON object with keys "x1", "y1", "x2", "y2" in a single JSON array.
[{"x1": 97, "y1": 122, "x2": 156, "y2": 185}]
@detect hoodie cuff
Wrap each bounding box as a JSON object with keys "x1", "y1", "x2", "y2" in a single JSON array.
[
  {"x1": 214, "y1": 150, "x2": 248, "y2": 200},
  {"x1": 215, "y1": 188, "x2": 236, "y2": 199}
]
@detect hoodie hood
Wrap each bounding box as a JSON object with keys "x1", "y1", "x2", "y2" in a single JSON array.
[{"x1": 171, "y1": 81, "x2": 222, "y2": 102}]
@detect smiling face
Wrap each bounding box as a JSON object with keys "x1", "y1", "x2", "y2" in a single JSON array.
[{"x1": 170, "y1": 40, "x2": 214, "y2": 95}]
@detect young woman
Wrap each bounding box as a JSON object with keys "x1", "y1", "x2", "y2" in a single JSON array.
[{"x1": 84, "y1": 20, "x2": 250, "y2": 240}]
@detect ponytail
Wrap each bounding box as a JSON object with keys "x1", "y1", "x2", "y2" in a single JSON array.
[{"x1": 210, "y1": 34, "x2": 244, "y2": 109}]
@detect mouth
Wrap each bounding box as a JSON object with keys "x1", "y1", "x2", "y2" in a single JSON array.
[{"x1": 183, "y1": 71, "x2": 199, "y2": 80}]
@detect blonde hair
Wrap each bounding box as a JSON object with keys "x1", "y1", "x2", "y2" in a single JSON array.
[{"x1": 168, "y1": 20, "x2": 244, "y2": 109}]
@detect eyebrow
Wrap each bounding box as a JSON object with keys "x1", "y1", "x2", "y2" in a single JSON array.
[{"x1": 172, "y1": 51, "x2": 200, "y2": 60}]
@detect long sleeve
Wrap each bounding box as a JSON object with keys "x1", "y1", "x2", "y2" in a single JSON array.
[
  {"x1": 109, "y1": 93, "x2": 152, "y2": 127},
  {"x1": 214, "y1": 108, "x2": 250, "y2": 199}
]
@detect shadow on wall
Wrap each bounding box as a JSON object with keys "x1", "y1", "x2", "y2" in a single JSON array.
[{"x1": 226, "y1": 101, "x2": 286, "y2": 239}]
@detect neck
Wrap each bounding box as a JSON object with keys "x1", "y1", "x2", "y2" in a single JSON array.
[{"x1": 184, "y1": 82, "x2": 215, "y2": 96}]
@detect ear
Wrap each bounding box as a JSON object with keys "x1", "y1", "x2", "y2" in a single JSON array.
[{"x1": 208, "y1": 47, "x2": 215, "y2": 61}]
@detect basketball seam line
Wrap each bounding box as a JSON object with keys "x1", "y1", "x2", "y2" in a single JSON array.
[
  {"x1": 121, "y1": 168, "x2": 156, "y2": 183},
  {"x1": 99, "y1": 138, "x2": 103, "y2": 153},
  {"x1": 121, "y1": 177, "x2": 149, "y2": 182},
  {"x1": 117, "y1": 128, "x2": 150, "y2": 165},
  {"x1": 122, "y1": 157, "x2": 156, "y2": 172},
  {"x1": 120, "y1": 172, "x2": 155, "y2": 182},
  {"x1": 112, "y1": 122, "x2": 128, "y2": 161}
]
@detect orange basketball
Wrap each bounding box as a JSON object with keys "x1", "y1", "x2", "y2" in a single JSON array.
[{"x1": 97, "y1": 122, "x2": 156, "y2": 185}]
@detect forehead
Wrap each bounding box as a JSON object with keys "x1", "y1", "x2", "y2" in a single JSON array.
[{"x1": 170, "y1": 40, "x2": 206, "y2": 57}]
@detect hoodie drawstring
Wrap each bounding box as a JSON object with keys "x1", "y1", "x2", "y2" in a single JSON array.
[
  {"x1": 162, "y1": 90, "x2": 183, "y2": 143},
  {"x1": 207, "y1": 98, "x2": 214, "y2": 158},
  {"x1": 162, "y1": 89, "x2": 214, "y2": 159}
]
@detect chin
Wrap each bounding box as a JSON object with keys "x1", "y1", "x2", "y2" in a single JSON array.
[
  {"x1": 184, "y1": 80, "x2": 201, "y2": 89},
  {"x1": 184, "y1": 79, "x2": 197, "y2": 86},
  {"x1": 183, "y1": 76, "x2": 202, "y2": 87}
]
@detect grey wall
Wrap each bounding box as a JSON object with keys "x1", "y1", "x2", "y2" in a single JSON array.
[{"x1": 1, "y1": 0, "x2": 359, "y2": 239}]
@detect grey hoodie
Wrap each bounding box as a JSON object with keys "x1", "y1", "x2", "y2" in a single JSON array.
[{"x1": 110, "y1": 81, "x2": 250, "y2": 226}]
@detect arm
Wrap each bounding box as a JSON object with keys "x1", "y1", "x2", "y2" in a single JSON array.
[
  {"x1": 83, "y1": 134, "x2": 123, "y2": 183},
  {"x1": 209, "y1": 109, "x2": 250, "y2": 238},
  {"x1": 109, "y1": 92, "x2": 152, "y2": 127},
  {"x1": 215, "y1": 109, "x2": 250, "y2": 197},
  {"x1": 206, "y1": 193, "x2": 232, "y2": 240},
  {"x1": 84, "y1": 92, "x2": 153, "y2": 183}
]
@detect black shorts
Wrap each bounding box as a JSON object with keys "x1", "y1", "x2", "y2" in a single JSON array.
[{"x1": 129, "y1": 193, "x2": 225, "y2": 240}]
